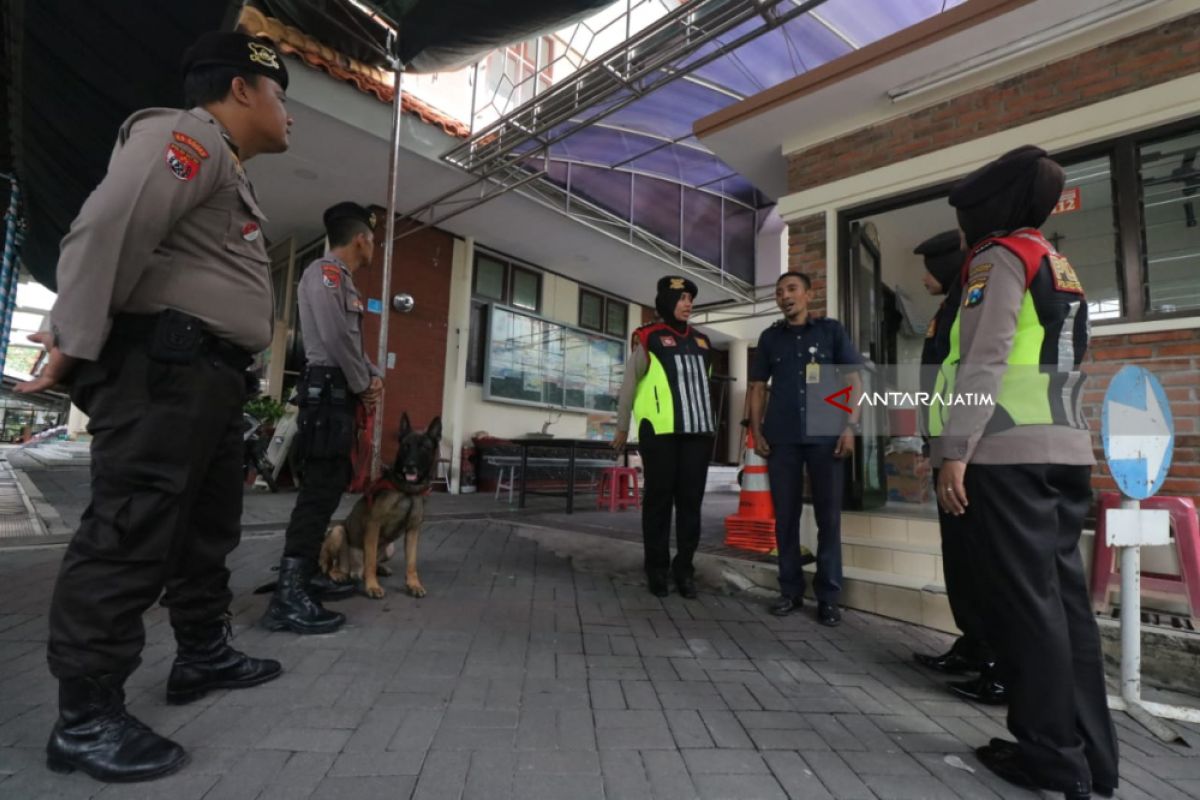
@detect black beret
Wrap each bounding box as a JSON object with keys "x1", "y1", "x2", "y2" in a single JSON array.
[
  {"x1": 948, "y1": 145, "x2": 1047, "y2": 209},
  {"x1": 913, "y1": 230, "x2": 962, "y2": 258},
  {"x1": 656, "y1": 275, "x2": 699, "y2": 298},
  {"x1": 323, "y1": 202, "x2": 376, "y2": 231},
  {"x1": 182, "y1": 32, "x2": 288, "y2": 91}
]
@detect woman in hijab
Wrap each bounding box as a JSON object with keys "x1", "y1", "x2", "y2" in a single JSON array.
[
  {"x1": 614, "y1": 276, "x2": 715, "y2": 599},
  {"x1": 932, "y1": 145, "x2": 1118, "y2": 799}
]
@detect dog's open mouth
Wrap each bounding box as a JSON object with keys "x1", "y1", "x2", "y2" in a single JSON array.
[{"x1": 403, "y1": 470, "x2": 420, "y2": 483}]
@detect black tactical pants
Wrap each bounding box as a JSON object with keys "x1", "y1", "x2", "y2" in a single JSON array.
[
  {"x1": 47, "y1": 339, "x2": 247, "y2": 679},
  {"x1": 963, "y1": 463, "x2": 1119, "y2": 791},
  {"x1": 933, "y1": 468, "x2": 994, "y2": 664},
  {"x1": 639, "y1": 420, "x2": 712, "y2": 580},
  {"x1": 282, "y1": 394, "x2": 355, "y2": 562}
]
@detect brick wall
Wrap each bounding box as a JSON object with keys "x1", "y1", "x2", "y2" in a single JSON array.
[
  {"x1": 1084, "y1": 329, "x2": 1200, "y2": 502},
  {"x1": 787, "y1": 213, "x2": 827, "y2": 317},
  {"x1": 355, "y1": 227, "x2": 455, "y2": 465},
  {"x1": 786, "y1": 12, "x2": 1200, "y2": 193}
]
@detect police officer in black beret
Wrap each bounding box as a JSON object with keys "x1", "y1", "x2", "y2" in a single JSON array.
[
  {"x1": 910, "y1": 231, "x2": 1006, "y2": 706},
  {"x1": 748, "y1": 271, "x2": 863, "y2": 626},
  {"x1": 262, "y1": 202, "x2": 384, "y2": 633},
  {"x1": 17, "y1": 31, "x2": 291, "y2": 782}
]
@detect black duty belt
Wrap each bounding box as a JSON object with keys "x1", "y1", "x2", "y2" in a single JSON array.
[{"x1": 110, "y1": 312, "x2": 254, "y2": 371}]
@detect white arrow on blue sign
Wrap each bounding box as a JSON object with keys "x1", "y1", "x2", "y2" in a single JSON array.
[{"x1": 1101, "y1": 365, "x2": 1174, "y2": 500}]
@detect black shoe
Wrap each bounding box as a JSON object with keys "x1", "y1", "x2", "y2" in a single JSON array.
[
  {"x1": 308, "y1": 571, "x2": 357, "y2": 602},
  {"x1": 975, "y1": 743, "x2": 1091, "y2": 800},
  {"x1": 769, "y1": 596, "x2": 803, "y2": 616},
  {"x1": 948, "y1": 667, "x2": 1007, "y2": 706},
  {"x1": 262, "y1": 557, "x2": 346, "y2": 635},
  {"x1": 675, "y1": 574, "x2": 698, "y2": 600},
  {"x1": 913, "y1": 640, "x2": 984, "y2": 674},
  {"x1": 46, "y1": 675, "x2": 188, "y2": 783},
  {"x1": 817, "y1": 601, "x2": 842, "y2": 627},
  {"x1": 647, "y1": 572, "x2": 669, "y2": 598},
  {"x1": 166, "y1": 619, "x2": 283, "y2": 705}
]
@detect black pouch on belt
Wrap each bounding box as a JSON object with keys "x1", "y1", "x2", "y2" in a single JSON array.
[{"x1": 148, "y1": 309, "x2": 204, "y2": 365}]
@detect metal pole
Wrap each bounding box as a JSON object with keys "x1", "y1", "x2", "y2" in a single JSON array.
[
  {"x1": 372, "y1": 59, "x2": 404, "y2": 480},
  {"x1": 1119, "y1": 497, "x2": 1141, "y2": 707},
  {"x1": 0, "y1": 178, "x2": 24, "y2": 377}
]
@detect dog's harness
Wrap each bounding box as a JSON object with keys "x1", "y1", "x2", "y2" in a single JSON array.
[{"x1": 363, "y1": 470, "x2": 432, "y2": 510}]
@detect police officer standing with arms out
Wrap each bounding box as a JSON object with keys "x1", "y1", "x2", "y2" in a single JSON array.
[
  {"x1": 614, "y1": 276, "x2": 715, "y2": 599},
  {"x1": 15, "y1": 33, "x2": 292, "y2": 782},
  {"x1": 262, "y1": 202, "x2": 383, "y2": 633},
  {"x1": 748, "y1": 272, "x2": 862, "y2": 627},
  {"x1": 910, "y1": 231, "x2": 1006, "y2": 706},
  {"x1": 932, "y1": 145, "x2": 1118, "y2": 799}
]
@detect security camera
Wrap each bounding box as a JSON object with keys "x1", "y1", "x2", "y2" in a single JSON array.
[{"x1": 392, "y1": 293, "x2": 415, "y2": 313}]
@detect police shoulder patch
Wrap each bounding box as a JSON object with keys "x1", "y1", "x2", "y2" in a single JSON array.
[
  {"x1": 1048, "y1": 254, "x2": 1084, "y2": 295},
  {"x1": 172, "y1": 131, "x2": 210, "y2": 159},
  {"x1": 165, "y1": 143, "x2": 200, "y2": 181},
  {"x1": 321, "y1": 264, "x2": 341, "y2": 289},
  {"x1": 963, "y1": 280, "x2": 987, "y2": 308}
]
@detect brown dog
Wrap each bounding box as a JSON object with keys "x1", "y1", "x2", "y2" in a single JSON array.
[{"x1": 318, "y1": 414, "x2": 441, "y2": 599}]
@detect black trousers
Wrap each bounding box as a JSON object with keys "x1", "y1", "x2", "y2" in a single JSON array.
[
  {"x1": 282, "y1": 402, "x2": 355, "y2": 561},
  {"x1": 963, "y1": 463, "x2": 1118, "y2": 790},
  {"x1": 768, "y1": 442, "x2": 844, "y2": 603},
  {"x1": 47, "y1": 341, "x2": 246, "y2": 679},
  {"x1": 933, "y1": 468, "x2": 994, "y2": 663},
  {"x1": 639, "y1": 421, "x2": 712, "y2": 579}
]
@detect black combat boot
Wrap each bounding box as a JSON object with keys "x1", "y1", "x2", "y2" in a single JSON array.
[
  {"x1": 261, "y1": 556, "x2": 346, "y2": 635},
  {"x1": 167, "y1": 619, "x2": 283, "y2": 704},
  {"x1": 46, "y1": 674, "x2": 187, "y2": 782}
]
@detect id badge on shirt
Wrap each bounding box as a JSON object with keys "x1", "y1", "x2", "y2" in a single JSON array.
[{"x1": 806, "y1": 362, "x2": 821, "y2": 384}]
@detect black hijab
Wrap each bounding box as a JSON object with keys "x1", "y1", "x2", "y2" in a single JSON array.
[
  {"x1": 949, "y1": 145, "x2": 1066, "y2": 247},
  {"x1": 655, "y1": 275, "x2": 698, "y2": 334},
  {"x1": 913, "y1": 229, "x2": 965, "y2": 293}
]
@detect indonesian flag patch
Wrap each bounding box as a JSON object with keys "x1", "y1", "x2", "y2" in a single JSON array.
[
  {"x1": 242, "y1": 222, "x2": 261, "y2": 242},
  {"x1": 165, "y1": 143, "x2": 200, "y2": 182}
]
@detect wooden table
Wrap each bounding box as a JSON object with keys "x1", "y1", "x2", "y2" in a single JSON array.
[{"x1": 513, "y1": 437, "x2": 638, "y2": 514}]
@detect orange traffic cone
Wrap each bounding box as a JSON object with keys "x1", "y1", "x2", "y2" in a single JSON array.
[{"x1": 724, "y1": 430, "x2": 777, "y2": 553}]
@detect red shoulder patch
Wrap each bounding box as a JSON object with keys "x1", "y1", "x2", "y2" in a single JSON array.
[
  {"x1": 165, "y1": 143, "x2": 200, "y2": 182},
  {"x1": 172, "y1": 131, "x2": 210, "y2": 159},
  {"x1": 321, "y1": 264, "x2": 341, "y2": 288}
]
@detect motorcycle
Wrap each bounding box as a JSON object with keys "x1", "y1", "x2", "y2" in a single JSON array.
[{"x1": 243, "y1": 413, "x2": 279, "y2": 492}]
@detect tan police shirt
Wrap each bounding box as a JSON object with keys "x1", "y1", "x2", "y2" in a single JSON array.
[
  {"x1": 49, "y1": 107, "x2": 273, "y2": 361},
  {"x1": 296, "y1": 257, "x2": 381, "y2": 395}
]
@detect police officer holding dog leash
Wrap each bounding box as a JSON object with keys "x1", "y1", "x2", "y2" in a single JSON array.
[
  {"x1": 261, "y1": 202, "x2": 383, "y2": 635},
  {"x1": 17, "y1": 32, "x2": 291, "y2": 783}
]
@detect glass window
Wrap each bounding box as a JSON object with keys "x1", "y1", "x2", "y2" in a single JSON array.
[
  {"x1": 605, "y1": 299, "x2": 628, "y2": 338},
  {"x1": 579, "y1": 290, "x2": 603, "y2": 331},
  {"x1": 1043, "y1": 155, "x2": 1122, "y2": 320},
  {"x1": 475, "y1": 255, "x2": 506, "y2": 300},
  {"x1": 1139, "y1": 130, "x2": 1200, "y2": 315},
  {"x1": 511, "y1": 267, "x2": 540, "y2": 311}
]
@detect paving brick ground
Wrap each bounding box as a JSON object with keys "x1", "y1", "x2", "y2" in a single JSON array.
[{"x1": 3, "y1": 518, "x2": 1200, "y2": 799}]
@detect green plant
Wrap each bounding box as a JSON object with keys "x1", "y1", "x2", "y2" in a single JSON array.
[{"x1": 244, "y1": 396, "x2": 286, "y2": 426}]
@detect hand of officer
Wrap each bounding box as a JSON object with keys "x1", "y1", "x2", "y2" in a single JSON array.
[
  {"x1": 361, "y1": 376, "x2": 384, "y2": 409},
  {"x1": 753, "y1": 432, "x2": 771, "y2": 459},
  {"x1": 937, "y1": 459, "x2": 969, "y2": 516},
  {"x1": 612, "y1": 430, "x2": 628, "y2": 452},
  {"x1": 834, "y1": 428, "x2": 856, "y2": 459},
  {"x1": 15, "y1": 332, "x2": 78, "y2": 394}
]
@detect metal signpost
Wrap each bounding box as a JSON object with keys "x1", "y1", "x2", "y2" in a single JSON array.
[{"x1": 1101, "y1": 365, "x2": 1199, "y2": 736}]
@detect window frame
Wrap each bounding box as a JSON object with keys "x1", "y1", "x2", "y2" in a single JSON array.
[{"x1": 578, "y1": 288, "x2": 629, "y2": 338}]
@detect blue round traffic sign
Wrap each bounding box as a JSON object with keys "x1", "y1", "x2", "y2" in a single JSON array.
[{"x1": 1101, "y1": 366, "x2": 1174, "y2": 500}]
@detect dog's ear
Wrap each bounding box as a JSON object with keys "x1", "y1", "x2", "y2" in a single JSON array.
[
  {"x1": 399, "y1": 412, "x2": 412, "y2": 437},
  {"x1": 426, "y1": 416, "x2": 442, "y2": 443}
]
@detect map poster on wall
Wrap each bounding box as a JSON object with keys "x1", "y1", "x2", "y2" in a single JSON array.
[{"x1": 485, "y1": 305, "x2": 626, "y2": 413}]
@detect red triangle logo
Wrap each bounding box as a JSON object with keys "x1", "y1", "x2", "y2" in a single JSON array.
[{"x1": 824, "y1": 386, "x2": 853, "y2": 414}]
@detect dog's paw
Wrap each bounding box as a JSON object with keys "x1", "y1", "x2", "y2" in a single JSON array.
[
  {"x1": 376, "y1": 564, "x2": 393, "y2": 577},
  {"x1": 329, "y1": 569, "x2": 349, "y2": 584},
  {"x1": 406, "y1": 581, "x2": 426, "y2": 598},
  {"x1": 365, "y1": 582, "x2": 386, "y2": 599}
]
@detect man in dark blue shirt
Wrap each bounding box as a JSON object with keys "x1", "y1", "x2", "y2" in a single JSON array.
[{"x1": 748, "y1": 271, "x2": 863, "y2": 626}]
